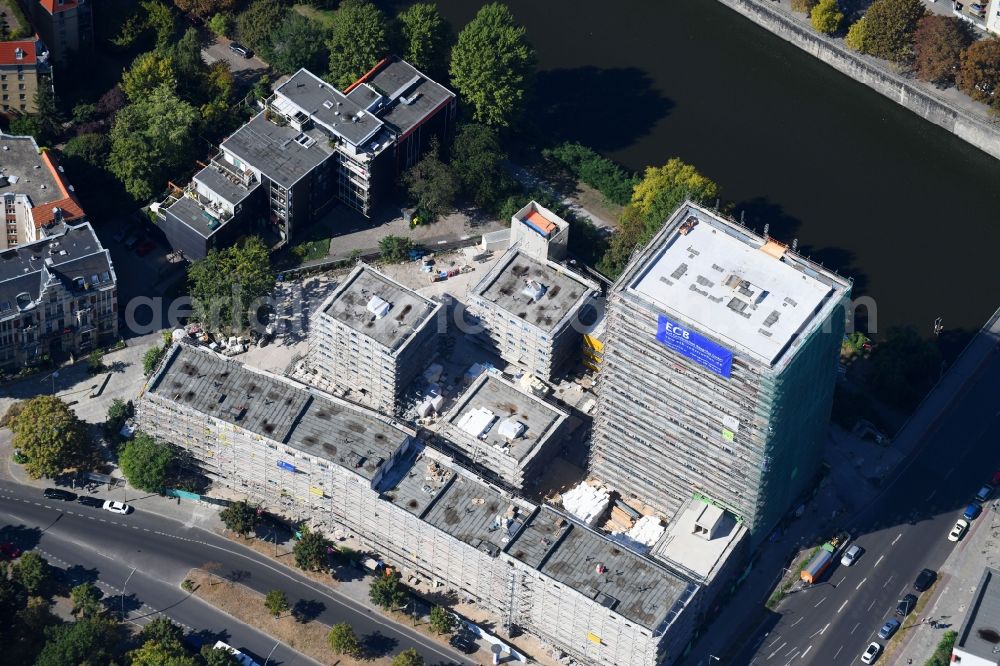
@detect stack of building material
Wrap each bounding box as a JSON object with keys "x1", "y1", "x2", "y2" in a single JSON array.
[
  {"x1": 607, "y1": 504, "x2": 636, "y2": 533},
  {"x1": 609, "y1": 516, "x2": 666, "y2": 555},
  {"x1": 561, "y1": 482, "x2": 610, "y2": 527}
]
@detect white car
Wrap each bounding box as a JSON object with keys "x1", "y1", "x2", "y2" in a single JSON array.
[
  {"x1": 860, "y1": 641, "x2": 882, "y2": 664},
  {"x1": 948, "y1": 519, "x2": 969, "y2": 542},
  {"x1": 841, "y1": 544, "x2": 862, "y2": 566},
  {"x1": 102, "y1": 500, "x2": 132, "y2": 515},
  {"x1": 213, "y1": 641, "x2": 260, "y2": 666}
]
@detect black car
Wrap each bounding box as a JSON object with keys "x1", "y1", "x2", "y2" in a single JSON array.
[
  {"x1": 896, "y1": 593, "x2": 917, "y2": 617},
  {"x1": 43, "y1": 488, "x2": 77, "y2": 501},
  {"x1": 229, "y1": 42, "x2": 252, "y2": 58},
  {"x1": 914, "y1": 568, "x2": 937, "y2": 592},
  {"x1": 77, "y1": 496, "x2": 103, "y2": 508}
]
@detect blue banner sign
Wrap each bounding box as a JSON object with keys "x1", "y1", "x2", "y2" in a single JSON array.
[
  {"x1": 276, "y1": 460, "x2": 296, "y2": 473},
  {"x1": 656, "y1": 315, "x2": 733, "y2": 378}
]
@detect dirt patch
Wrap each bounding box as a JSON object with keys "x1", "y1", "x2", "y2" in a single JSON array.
[
  {"x1": 214, "y1": 530, "x2": 341, "y2": 590},
  {"x1": 186, "y1": 568, "x2": 387, "y2": 666},
  {"x1": 572, "y1": 182, "x2": 623, "y2": 227}
]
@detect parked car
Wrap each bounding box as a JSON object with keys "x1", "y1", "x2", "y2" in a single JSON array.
[
  {"x1": 841, "y1": 544, "x2": 862, "y2": 567},
  {"x1": 949, "y1": 519, "x2": 969, "y2": 542},
  {"x1": 77, "y1": 496, "x2": 103, "y2": 508},
  {"x1": 228, "y1": 42, "x2": 252, "y2": 58},
  {"x1": 913, "y1": 568, "x2": 937, "y2": 592},
  {"x1": 135, "y1": 240, "x2": 156, "y2": 257},
  {"x1": 102, "y1": 500, "x2": 132, "y2": 515},
  {"x1": 0, "y1": 542, "x2": 22, "y2": 560},
  {"x1": 861, "y1": 641, "x2": 882, "y2": 664},
  {"x1": 963, "y1": 503, "x2": 982, "y2": 520},
  {"x1": 124, "y1": 234, "x2": 139, "y2": 249},
  {"x1": 213, "y1": 641, "x2": 260, "y2": 666},
  {"x1": 975, "y1": 484, "x2": 994, "y2": 503},
  {"x1": 43, "y1": 488, "x2": 77, "y2": 501},
  {"x1": 896, "y1": 594, "x2": 917, "y2": 617},
  {"x1": 878, "y1": 618, "x2": 900, "y2": 640}
]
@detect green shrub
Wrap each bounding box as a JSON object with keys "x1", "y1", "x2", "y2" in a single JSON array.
[{"x1": 542, "y1": 142, "x2": 638, "y2": 205}]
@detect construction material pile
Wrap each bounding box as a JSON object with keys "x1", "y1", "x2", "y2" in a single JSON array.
[
  {"x1": 561, "y1": 482, "x2": 610, "y2": 527},
  {"x1": 609, "y1": 515, "x2": 665, "y2": 554}
]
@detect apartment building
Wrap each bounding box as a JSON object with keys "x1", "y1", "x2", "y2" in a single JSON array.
[
  {"x1": 310, "y1": 263, "x2": 441, "y2": 413},
  {"x1": 0, "y1": 220, "x2": 116, "y2": 371},
  {"x1": 508, "y1": 201, "x2": 570, "y2": 262},
  {"x1": 590, "y1": 201, "x2": 851, "y2": 540},
  {"x1": 0, "y1": 38, "x2": 51, "y2": 114},
  {"x1": 20, "y1": 0, "x2": 92, "y2": 66},
  {"x1": 137, "y1": 343, "x2": 710, "y2": 666}
]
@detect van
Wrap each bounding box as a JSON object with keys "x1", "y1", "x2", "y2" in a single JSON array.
[{"x1": 229, "y1": 42, "x2": 252, "y2": 58}]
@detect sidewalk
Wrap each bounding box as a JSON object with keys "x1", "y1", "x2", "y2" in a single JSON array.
[{"x1": 892, "y1": 502, "x2": 1000, "y2": 664}]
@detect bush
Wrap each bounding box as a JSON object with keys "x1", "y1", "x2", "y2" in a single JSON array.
[
  {"x1": 542, "y1": 142, "x2": 638, "y2": 205},
  {"x1": 142, "y1": 344, "x2": 166, "y2": 376},
  {"x1": 379, "y1": 235, "x2": 414, "y2": 264},
  {"x1": 926, "y1": 630, "x2": 957, "y2": 666},
  {"x1": 264, "y1": 589, "x2": 289, "y2": 617},
  {"x1": 810, "y1": 0, "x2": 843, "y2": 34}
]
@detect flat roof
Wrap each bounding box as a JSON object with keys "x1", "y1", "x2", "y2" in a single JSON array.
[
  {"x1": 165, "y1": 196, "x2": 229, "y2": 239},
  {"x1": 221, "y1": 112, "x2": 334, "y2": 189},
  {"x1": 0, "y1": 134, "x2": 62, "y2": 207},
  {"x1": 650, "y1": 499, "x2": 747, "y2": 583},
  {"x1": 441, "y1": 374, "x2": 566, "y2": 464},
  {"x1": 320, "y1": 264, "x2": 440, "y2": 352},
  {"x1": 955, "y1": 567, "x2": 1000, "y2": 661},
  {"x1": 624, "y1": 202, "x2": 850, "y2": 367},
  {"x1": 276, "y1": 69, "x2": 383, "y2": 148},
  {"x1": 506, "y1": 507, "x2": 695, "y2": 631},
  {"x1": 147, "y1": 344, "x2": 412, "y2": 481},
  {"x1": 194, "y1": 164, "x2": 257, "y2": 207},
  {"x1": 474, "y1": 249, "x2": 595, "y2": 333},
  {"x1": 361, "y1": 59, "x2": 455, "y2": 138}
]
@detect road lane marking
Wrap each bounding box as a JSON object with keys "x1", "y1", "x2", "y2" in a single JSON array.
[
  {"x1": 834, "y1": 646, "x2": 843, "y2": 660},
  {"x1": 768, "y1": 641, "x2": 787, "y2": 659},
  {"x1": 868, "y1": 599, "x2": 877, "y2": 611},
  {"x1": 809, "y1": 624, "x2": 828, "y2": 639},
  {"x1": 883, "y1": 574, "x2": 894, "y2": 588},
  {"x1": 786, "y1": 645, "x2": 798, "y2": 656},
  {"x1": 892, "y1": 533, "x2": 902, "y2": 546},
  {"x1": 814, "y1": 596, "x2": 826, "y2": 607},
  {"x1": 838, "y1": 599, "x2": 849, "y2": 613},
  {"x1": 851, "y1": 622, "x2": 860, "y2": 634},
  {"x1": 785, "y1": 650, "x2": 800, "y2": 664},
  {"x1": 820, "y1": 623, "x2": 829, "y2": 635},
  {"x1": 835, "y1": 575, "x2": 845, "y2": 587},
  {"x1": 875, "y1": 555, "x2": 884, "y2": 567},
  {"x1": 769, "y1": 635, "x2": 783, "y2": 648},
  {"x1": 801, "y1": 646, "x2": 812, "y2": 659},
  {"x1": 944, "y1": 467, "x2": 955, "y2": 479},
  {"x1": 857, "y1": 577, "x2": 867, "y2": 590},
  {"x1": 791, "y1": 617, "x2": 803, "y2": 627},
  {"x1": 927, "y1": 489, "x2": 937, "y2": 500}
]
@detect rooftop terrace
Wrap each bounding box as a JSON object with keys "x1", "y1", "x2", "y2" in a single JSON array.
[
  {"x1": 356, "y1": 58, "x2": 455, "y2": 139},
  {"x1": 276, "y1": 69, "x2": 383, "y2": 148},
  {"x1": 165, "y1": 195, "x2": 230, "y2": 239},
  {"x1": 194, "y1": 164, "x2": 256, "y2": 207},
  {"x1": 320, "y1": 264, "x2": 440, "y2": 352},
  {"x1": 651, "y1": 499, "x2": 747, "y2": 583},
  {"x1": 221, "y1": 112, "x2": 333, "y2": 189}
]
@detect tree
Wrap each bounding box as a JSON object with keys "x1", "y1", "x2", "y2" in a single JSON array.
[
  {"x1": 108, "y1": 84, "x2": 198, "y2": 201},
  {"x1": 9, "y1": 396, "x2": 93, "y2": 479},
  {"x1": 32, "y1": 86, "x2": 62, "y2": 146},
  {"x1": 12, "y1": 552, "x2": 49, "y2": 594},
  {"x1": 292, "y1": 527, "x2": 330, "y2": 572},
  {"x1": 392, "y1": 648, "x2": 424, "y2": 666},
  {"x1": 119, "y1": 433, "x2": 174, "y2": 492},
  {"x1": 326, "y1": 0, "x2": 389, "y2": 89},
  {"x1": 267, "y1": 13, "x2": 329, "y2": 75},
  {"x1": 200, "y1": 643, "x2": 242, "y2": 666},
  {"x1": 450, "y1": 3, "x2": 535, "y2": 127},
  {"x1": 264, "y1": 589, "x2": 289, "y2": 617},
  {"x1": 69, "y1": 582, "x2": 104, "y2": 618},
  {"x1": 327, "y1": 623, "x2": 361, "y2": 656},
  {"x1": 790, "y1": 0, "x2": 819, "y2": 13},
  {"x1": 173, "y1": 0, "x2": 238, "y2": 18},
  {"x1": 368, "y1": 570, "x2": 408, "y2": 610},
  {"x1": 172, "y1": 28, "x2": 208, "y2": 100},
  {"x1": 143, "y1": 344, "x2": 166, "y2": 376},
  {"x1": 450, "y1": 123, "x2": 516, "y2": 213},
  {"x1": 913, "y1": 15, "x2": 972, "y2": 85},
  {"x1": 379, "y1": 235, "x2": 413, "y2": 263},
  {"x1": 845, "y1": 17, "x2": 866, "y2": 52},
  {"x1": 542, "y1": 142, "x2": 638, "y2": 206},
  {"x1": 810, "y1": 0, "x2": 843, "y2": 34},
  {"x1": 428, "y1": 605, "x2": 455, "y2": 635},
  {"x1": 207, "y1": 13, "x2": 231, "y2": 38},
  {"x1": 34, "y1": 617, "x2": 119, "y2": 666},
  {"x1": 107, "y1": 398, "x2": 132, "y2": 428},
  {"x1": 237, "y1": 0, "x2": 288, "y2": 54},
  {"x1": 403, "y1": 139, "x2": 458, "y2": 220},
  {"x1": 145, "y1": 0, "x2": 179, "y2": 50},
  {"x1": 219, "y1": 500, "x2": 260, "y2": 536},
  {"x1": 96, "y1": 85, "x2": 127, "y2": 118},
  {"x1": 868, "y1": 326, "x2": 942, "y2": 409},
  {"x1": 395, "y1": 3, "x2": 452, "y2": 79},
  {"x1": 121, "y1": 51, "x2": 177, "y2": 102},
  {"x1": 957, "y1": 38, "x2": 1000, "y2": 107},
  {"x1": 187, "y1": 236, "x2": 275, "y2": 331},
  {"x1": 63, "y1": 133, "x2": 111, "y2": 168},
  {"x1": 848, "y1": 0, "x2": 924, "y2": 62},
  {"x1": 129, "y1": 637, "x2": 199, "y2": 666},
  {"x1": 139, "y1": 616, "x2": 185, "y2": 645}
]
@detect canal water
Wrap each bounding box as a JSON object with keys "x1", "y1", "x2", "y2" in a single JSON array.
[{"x1": 390, "y1": 0, "x2": 1000, "y2": 338}]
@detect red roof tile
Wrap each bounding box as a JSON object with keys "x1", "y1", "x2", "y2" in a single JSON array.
[
  {"x1": 33, "y1": 152, "x2": 85, "y2": 228},
  {"x1": 0, "y1": 40, "x2": 36, "y2": 66},
  {"x1": 39, "y1": 0, "x2": 79, "y2": 15}
]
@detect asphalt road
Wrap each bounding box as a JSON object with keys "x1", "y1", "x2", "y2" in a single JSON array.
[
  {"x1": 739, "y1": 351, "x2": 1000, "y2": 665},
  {"x1": 0, "y1": 480, "x2": 472, "y2": 666}
]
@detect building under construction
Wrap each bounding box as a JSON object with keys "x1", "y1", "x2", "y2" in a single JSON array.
[
  {"x1": 137, "y1": 343, "x2": 711, "y2": 666},
  {"x1": 590, "y1": 202, "x2": 851, "y2": 540},
  {"x1": 310, "y1": 263, "x2": 441, "y2": 413}
]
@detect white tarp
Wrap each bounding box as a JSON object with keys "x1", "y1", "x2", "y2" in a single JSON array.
[
  {"x1": 458, "y1": 407, "x2": 496, "y2": 438},
  {"x1": 561, "y1": 482, "x2": 610, "y2": 527},
  {"x1": 366, "y1": 295, "x2": 391, "y2": 319},
  {"x1": 497, "y1": 418, "x2": 526, "y2": 440},
  {"x1": 608, "y1": 516, "x2": 665, "y2": 555}
]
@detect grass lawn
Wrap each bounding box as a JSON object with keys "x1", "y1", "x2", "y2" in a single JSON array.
[
  {"x1": 293, "y1": 3, "x2": 336, "y2": 29},
  {"x1": 290, "y1": 236, "x2": 332, "y2": 264}
]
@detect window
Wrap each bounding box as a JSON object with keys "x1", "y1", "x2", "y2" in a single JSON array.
[
  {"x1": 18, "y1": 94, "x2": 25, "y2": 100},
  {"x1": 17, "y1": 84, "x2": 23, "y2": 90}
]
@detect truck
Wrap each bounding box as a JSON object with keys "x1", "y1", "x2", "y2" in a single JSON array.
[{"x1": 800, "y1": 532, "x2": 850, "y2": 584}]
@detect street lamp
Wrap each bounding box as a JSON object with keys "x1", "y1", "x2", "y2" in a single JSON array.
[
  {"x1": 44, "y1": 370, "x2": 59, "y2": 395},
  {"x1": 263, "y1": 639, "x2": 279, "y2": 666},
  {"x1": 121, "y1": 566, "x2": 136, "y2": 621}
]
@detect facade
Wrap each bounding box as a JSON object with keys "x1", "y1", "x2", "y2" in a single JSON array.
[
  {"x1": 20, "y1": 0, "x2": 92, "y2": 66},
  {"x1": 952, "y1": 567, "x2": 1000, "y2": 666},
  {"x1": 988, "y1": 0, "x2": 1000, "y2": 35},
  {"x1": 435, "y1": 372, "x2": 569, "y2": 490},
  {"x1": 0, "y1": 221, "x2": 116, "y2": 371},
  {"x1": 137, "y1": 343, "x2": 706, "y2": 666},
  {"x1": 509, "y1": 201, "x2": 569, "y2": 262},
  {"x1": 590, "y1": 201, "x2": 851, "y2": 540},
  {"x1": 168, "y1": 59, "x2": 455, "y2": 254},
  {"x1": 0, "y1": 38, "x2": 51, "y2": 114},
  {"x1": 310, "y1": 263, "x2": 441, "y2": 413},
  {"x1": 469, "y1": 246, "x2": 599, "y2": 381}
]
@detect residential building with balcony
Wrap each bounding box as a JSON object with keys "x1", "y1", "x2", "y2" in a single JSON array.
[
  {"x1": 20, "y1": 0, "x2": 92, "y2": 66},
  {"x1": 0, "y1": 37, "x2": 52, "y2": 114}
]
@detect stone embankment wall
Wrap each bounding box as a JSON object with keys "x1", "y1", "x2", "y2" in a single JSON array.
[{"x1": 716, "y1": 0, "x2": 1000, "y2": 161}]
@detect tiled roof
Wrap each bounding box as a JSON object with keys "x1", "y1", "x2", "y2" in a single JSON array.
[
  {"x1": 39, "y1": 0, "x2": 80, "y2": 15},
  {"x1": 32, "y1": 152, "x2": 85, "y2": 228},
  {"x1": 0, "y1": 40, "x2": 36, "y2": 66}
]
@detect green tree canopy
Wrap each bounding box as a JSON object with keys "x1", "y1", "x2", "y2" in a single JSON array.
[
  {"x1": 62, "y1": 133, "x2": 111, "y2": 168},
  {"x1": 200, "y1": 643, "x2": 242, "y2": 666},
  {"x1": 171, "y1": 27, "x2": 209, "y2": 100},
  {"x1": 10, "y1": 396, "x2": 93, "y2": 479},
  {"x1": 207, "y1": 13, "x2": 232, "y2": 38},
  {"x1": 810, "y1": 0, "x2": 843, "y2": 34},
  {"x1": 172, "y1": 0, "x2": 238, "y2": 18},
  {"x1": 69, "y1": 582, "x2": 104, "y2": 618},
  {"x1": 292, "y1": 527, "x2": 330, "y2": 572},
  {"x1": 392, "y1": 648, "x2": 425, "y2": 666},
  {"x1": 450, "y1": 123, "x2": 517, "y2": 213},
  {"x1": 34, "y1": 617, "x2": 119, "y2": 666},
  {"x1": 122, "y1": 51, "x2": 177, "y2": 101},
  {"x1": 187, "y1": 236, "x2": 275, "y2": 332},
  {"x1": 395, "y1": 3, "x2": 452, "y2": 78},
  {"x1": 913, "y1": 15, "x2": 972, "y2": 85},
  {"x1": 790, "y1": 0, "x2": 819, "y2": 13},
  {"x1": 108, "y1": 84, "x2": 198, "y2": 201},
  {"x1": 264, "y1": 589, "x2": 289, "y2": 617},
  {"x1": 450, "y1": 3, "x2": 535, "y2": 127},
  {"x1": 379, "y1": 235, "x2": 413, "y2": 263},
  {"x1": 237, "y1": 0, "x2": 288, "y2": 54},
  {"x1": 326, "y1": 0, "x2": 389, "y2": 88},
  {"x1": 143, "y1": 344, "x2": 167, "y2": 377},
  {"x1": 428, "y1": 605, "x2": 455, "y2": 635},
  {"x1": 129, "y1": 637, "x2": 199, "y2": 666},
  {"x1": 268, "y1": 13, "x2": 330, "y2": 75},
  {"x1": 12, "y1": 552, "x2": 49, "y2": 594},
  {"x1": 542, "y1": 142, "x2": 637, "y2": 206},
  {"x1": 327, "y1": 623, "x2": 361, "y2": 656},
  {"x1": 868, "y1": 326, "x2": 942, "y2": 409},
  {"x1": 368, "y1": 570, "x2": 408, "y2": 610},
  {"x1": 845, "y1": 17, "x2": 867, "y2": 52},
  {"x1": 403, "y1": 139, "x2": 458, "y2": 221},
  {"x1": 119, "y1": 432, "x2": 174, "y2": 492},
  {"x1": 139, "y1": 616, "x2": 185, "y2": 645},
  {"x1": 957, "y1": 37, "x2": 1000, "y2": 108},
  {"x1": 848, "y1": 0, "x2": 924, "y2": 61},
  {"x1": 219, "y1": 500, "x2": 260, "y2": 537}
]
